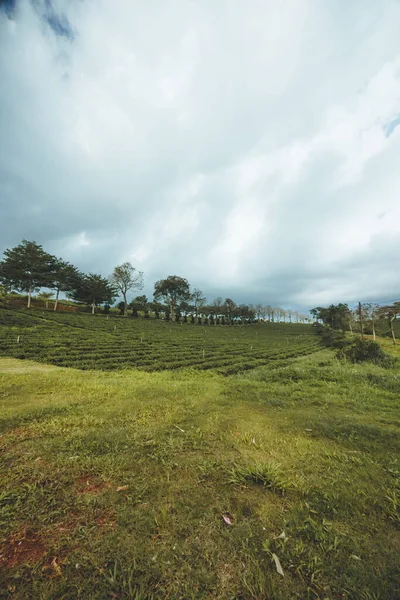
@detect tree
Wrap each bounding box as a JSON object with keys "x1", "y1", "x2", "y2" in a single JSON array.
[
  {"x1": 0, "y1": 240, "x2": 55, "y2": 308},
  {"x1": 154, "y1": 276, "x2": 191, "y2": 321},
  {"x1": 132, "y1": 295, "x2": 148, "y2": 308},
  {"x1": 357, "y1": 302, "x2": 365, "y2": 339},
  {"x1": 38, "y1": 292, "x2": 54, "y2": 309},
  {"x1": 191, "y1": 288, "x2": 206, "y2": 317},
  {"x1": 378, "y1": 303, "x2": 400, "y2": 345},
  {"x1": 70, "y1": 274, "x2": 117, "y2": 314},
  {"x1": 110, "y1": 262, "x2": 143, "y2": 317},
  {"x1": 310, "y1": 304, "x2": 351, "y2": 331},
  {"x1": 362, "y1": 303, "x2": 380, "y2": 340},
  {"x1": 0, "y1": 284, "x2": 11, "y2": 307},
  {"x1": 224, "y1": 298, "x2": 237, "y2": 323},
  {"x1": 50, "y1": 259, "x2": 81, "y2": 311},
  {"x1": 148, "y1": 301, "x2": 163, "y2": 319},
  {"x1": 129, "y1": 295, "x2": 148, "y2": 317},
  {"x1": 277, "y1": 308, "x2": 287, "y2": 323},
  {"x1": 212, "y1": 297, "x2": 223, "y2": 313},
  {"x1": 255, "y1": 303, "x2": 264, "y2": 322},
  {"x1": 310, "y1": 307, "x2": 322, "y2": 323}
]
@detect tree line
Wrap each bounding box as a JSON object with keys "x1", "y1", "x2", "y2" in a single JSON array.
[
  {"x1": 311, "y1": 302, "x2": 400, "y2": 344},
  {"x1": 0, "y1": 240, "x2": 310, "y2": 324}
]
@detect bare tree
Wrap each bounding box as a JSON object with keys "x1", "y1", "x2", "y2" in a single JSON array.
[
  {"x1": 192, "y1": 289, "x2": 207, "y2": 317},
  {"x1": 362, "y1": 303, "x2": 379, "y2": 340},
  {"x1": 255, "y1": 303, "x2": 263, "y2": 322},
  {"x1": 212, "y1": 296, "x2": 223, "y2": 316},
  {"x1": 110, "y1": 263, "x2": 144, "y2": 317}
]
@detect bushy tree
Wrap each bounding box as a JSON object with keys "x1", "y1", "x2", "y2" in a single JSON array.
[
  {"x1": 310, "y1": 304, "x2": 351, "y2": 331},
  {"x1": 50, "y1": 259, "x2": 81, "y2": 311},
  {"x1": 110, "y1": 262, "x2": 143, "y2": 317},
  {"x1": 154, "y1": 276, "x2": 191, "y2": 321},
  {"x1": 129, "y1": 295, "x2": 148, "y2": 318},
  {"x1": 0, "y1": 240, "x2": 55, "y2": 308},
  {"x1": 224, "y1": 298, "x2": 236, "y2": 323},
  {"x1": 0, "y1": 284, "x2": 11, "y2": 307},
  {"x1": 70, "y1": 274, "x2": 117, "y2": 314}
]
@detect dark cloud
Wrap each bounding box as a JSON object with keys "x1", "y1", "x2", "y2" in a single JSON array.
[{"x1": 1, "y1": 1, "x2": 400, "y2": 309}]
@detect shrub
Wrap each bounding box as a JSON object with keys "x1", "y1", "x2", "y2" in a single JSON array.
[
  {"x1": 338, "y1": 339, "x2": 394, "y2": 367},
  {"x1": 322, "y1": 328, "x2": 347, "y2": 349}
]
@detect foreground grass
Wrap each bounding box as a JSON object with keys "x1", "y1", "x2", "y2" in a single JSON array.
[{"x1": 0, "y1": 353, "x2": 399, "y2": 599}]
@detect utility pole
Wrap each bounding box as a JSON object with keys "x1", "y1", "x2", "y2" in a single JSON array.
[{"x1": 358, "y1": 302, "x2": 364, "y2": 339}]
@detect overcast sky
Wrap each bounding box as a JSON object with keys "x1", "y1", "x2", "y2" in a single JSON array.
[{"x1": 1, "y1": 0, "x2": 400, "y2": 309}]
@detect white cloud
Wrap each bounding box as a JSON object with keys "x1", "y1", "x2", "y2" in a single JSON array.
[{"x1": 1, "y1": 0, "x2": 400, "y2": 308}]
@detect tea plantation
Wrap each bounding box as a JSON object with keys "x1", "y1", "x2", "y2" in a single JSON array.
[{"x1": 0, "y1": 309, "x2": 321, "y2": 374}]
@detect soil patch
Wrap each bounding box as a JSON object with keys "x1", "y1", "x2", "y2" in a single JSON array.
[
  {"x1": 75, "y1": 474, "x2": 111, "y2": 494},
  {"x1": 0, "y1": 528, "x2": 46, "y2": 568}
]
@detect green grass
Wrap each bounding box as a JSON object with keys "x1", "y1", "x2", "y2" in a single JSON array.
[
  {"x1": 0, "y1": 309, "x2": 321, "y2": 374},
  {"x1": 0, "y1": 351, "x2": 399, "y2": 599}
]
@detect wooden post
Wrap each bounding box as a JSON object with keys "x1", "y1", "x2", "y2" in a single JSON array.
[
  {"x1": 358, "y1": 302, "x2": 364, "y2": 339},
  {"x1": 390, "y1": 316, "x2": 396, "y2": 345}
]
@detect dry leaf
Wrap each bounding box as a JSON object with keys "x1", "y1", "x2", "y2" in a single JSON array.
[
  {"x1": 277, "y1": 531, "x2": 286, "y2": 539},
  {"x1": 222, "y1": 514, "x2": 233, "y2": 525},
  {"x1": 51, "y1": 557, "x2": 62, "y2": 576},
  {"x1": 116, "y1": 485, "x2": 129, "y2": 492},
  {"x1": 350, "y1": 554, "x2": 362, "y2": 561},
  {"x1": 272, "y1": 553, "x2": 284, "y2": 576}
]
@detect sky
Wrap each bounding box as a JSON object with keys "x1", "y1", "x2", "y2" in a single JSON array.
[{"x1": 1, "y1": 0, "x2": 400, "y2": 310}]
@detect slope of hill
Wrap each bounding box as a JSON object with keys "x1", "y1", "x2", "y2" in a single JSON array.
[{"x1": 0, "y1": 309, "x2": 321, "y2": 374}]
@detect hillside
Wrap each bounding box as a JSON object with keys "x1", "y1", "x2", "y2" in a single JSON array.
[{"x1": 0, "y1": 309, "x2": 321, "y2": 374}]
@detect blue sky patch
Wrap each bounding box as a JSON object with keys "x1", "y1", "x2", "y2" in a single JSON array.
[{"x1": 385, "y1": 115, "x2": 400, "y2": 138}]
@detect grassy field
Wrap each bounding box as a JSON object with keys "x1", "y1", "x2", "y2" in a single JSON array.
[
  {"x1": 0, "y1": 309, "x2": 320, "y2": 374},
  {"x1": 0, "y1": 346, "x2": 399, "y2": 599}
]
